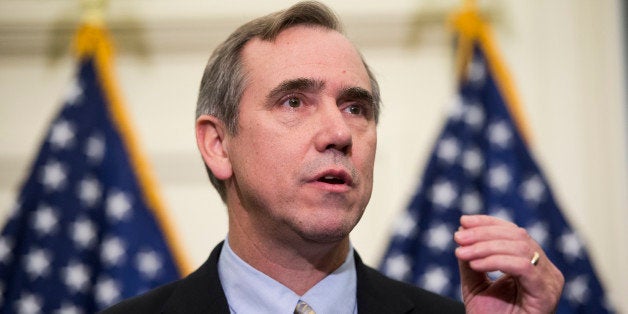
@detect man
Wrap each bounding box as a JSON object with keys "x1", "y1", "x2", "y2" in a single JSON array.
[{"x1": 104, "y1": 1, "x2": 564, "y2": 313}]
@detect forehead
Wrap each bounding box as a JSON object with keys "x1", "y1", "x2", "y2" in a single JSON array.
[{"x1": 240, "y1": 25, "x2": 370, "y2": 92}]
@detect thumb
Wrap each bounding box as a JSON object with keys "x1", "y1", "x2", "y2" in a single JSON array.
[{"x1": 457, "y1": 258, "x2": 489, "y2": 301}]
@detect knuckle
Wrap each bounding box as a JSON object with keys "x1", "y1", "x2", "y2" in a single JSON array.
[
  {"x1": 515, "y1": 241, "x2": 529, "y2": 255},
  {"x1": 520, "y1": 257, "x2": 535, "y2": 272},
  {"x1": 514, "y1": 227, "x2": 528, "y2": 239}
]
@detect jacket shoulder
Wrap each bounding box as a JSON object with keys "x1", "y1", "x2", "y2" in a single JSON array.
[{"x1": 355, "y1": 254, "x2": 464, "y2": 314}]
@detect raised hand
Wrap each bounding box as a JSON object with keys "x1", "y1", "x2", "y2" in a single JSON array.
[{"x1": 454, "y1": 215, "x2": 564, "y2": 313}]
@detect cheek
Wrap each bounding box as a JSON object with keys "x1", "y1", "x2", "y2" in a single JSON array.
[
  {"x1": 357, "y1": 130, "x2": 377, "y2": 168},
  {"x1": 349, "y1": 130, "x2": 376, "y2": 196},
  {"x1": 232, "y1": 127, "x2": 303, "y2": 185}
]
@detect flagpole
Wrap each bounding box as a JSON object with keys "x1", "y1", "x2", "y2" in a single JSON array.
[
  {"x1": 447, "y1": 0, "x2": 533, "y2": 144},
  {"x1": 73, "y1": 0, "x2": 193, "y2": 276}
]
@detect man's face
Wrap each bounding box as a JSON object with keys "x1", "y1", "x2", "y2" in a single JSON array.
[{"x1": 225, "y1": 25, "x2": 377, "y2": 244}]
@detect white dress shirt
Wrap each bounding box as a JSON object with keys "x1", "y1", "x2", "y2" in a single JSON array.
[{"x1": 218, "y1": 237, "x2": 358, "y2": 314}]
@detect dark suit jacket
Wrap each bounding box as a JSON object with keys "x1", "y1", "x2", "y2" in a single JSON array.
[{"x1": 101, "y1": 242, "x2": 464, "y2": 313}]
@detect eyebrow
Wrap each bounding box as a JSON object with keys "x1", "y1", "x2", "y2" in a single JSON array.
[
  {"x1": 338, "y1": 86, "x2": 375, "y2": 107},
  {"x1": 266, "y1": 78, "x2": 325, "y2": 103},
  {"x1": 265, "y1": 78, "x2": 374, "y2": 112}
]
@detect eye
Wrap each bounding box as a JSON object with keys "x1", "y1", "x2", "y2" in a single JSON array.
[
  {"x1": 345, "y1": 104, "x2": 365, "y2": 116},
  {"x1": 283, "y1": 97, "x2": 301, "y2": 108}
]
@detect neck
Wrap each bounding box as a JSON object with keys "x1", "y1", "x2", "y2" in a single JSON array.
[{"x1": 227, "y1": 212, "x2": 351, "y2": 295}]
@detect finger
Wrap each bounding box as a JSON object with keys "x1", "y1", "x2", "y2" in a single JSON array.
[
  {"x1": 460, "y1": 214, "x2": 518, "y2": 229},
  {"x1": 468, "y1": 250, "x2": 564, "y2": 311},
  {"x1": 454, "y1": 225, "x2": 530, "y2": 246},
  {"x1": 464, "y1": 254, "x2": 536, "y2": 277},
  {"x1": 457, "y1": 258, "x2": 490, "y2": 301},
  {"x1": 455, "y1": 239, "x2": 532, "y2": 261}
]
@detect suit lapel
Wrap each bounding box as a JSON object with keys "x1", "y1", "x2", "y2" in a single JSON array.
[{"x1": 161, "y1": 242, "x2": 230, "y2": 314}]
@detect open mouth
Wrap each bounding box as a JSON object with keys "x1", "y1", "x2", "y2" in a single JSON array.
[
  {"x1": 313, "y1": 170, "x2": 353, "y2": 187},
  {"x1": 318, "y1": 175, "x2": 346, "y2": 185}
]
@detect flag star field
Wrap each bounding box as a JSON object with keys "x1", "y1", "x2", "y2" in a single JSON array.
[
  {"x1": 0, "y1": 57, "x2": 180, "y2": 313},
  {"x1": 379, "y1": 45, "x2": 614, "y2": 313}
]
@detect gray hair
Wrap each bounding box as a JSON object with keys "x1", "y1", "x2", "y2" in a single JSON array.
[{"x1": 196, "y1": 1, "x2": 381, "y2": 201}]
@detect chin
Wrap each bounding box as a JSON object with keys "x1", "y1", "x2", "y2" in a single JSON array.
[
  {"x1": 298, "y1": 229, "x2": 350, "y2": 244},
  {"x1": 295, "y1": 215, "x2": 362, "y2": 244}
]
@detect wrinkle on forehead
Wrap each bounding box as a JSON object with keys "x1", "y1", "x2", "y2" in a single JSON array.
[{"x1": 241, "y1": 25, "x2": 369, "y2": 81}]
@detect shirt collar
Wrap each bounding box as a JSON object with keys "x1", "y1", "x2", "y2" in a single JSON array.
[{"x1": 218, "y1": 237, "x2": 357, "y2": 314}]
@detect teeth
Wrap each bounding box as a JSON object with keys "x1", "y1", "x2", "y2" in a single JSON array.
[{"x1": 324, "y1": 176, "x2": 336, "y2": 180}]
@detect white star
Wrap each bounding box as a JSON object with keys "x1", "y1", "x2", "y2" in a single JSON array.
[
  {"x1": 106, "y1": 190, "x2": 132, "y2": 222},
  {"x1": 383, "y1": 254, "x2": 412, "y2": 281},
  {"x1": 489, "y1": 207, "x2": 513, "y2": 223},
  {"x1": 448, "y1": 95, "x2": 465, "y2": 121},
  {"x1": 436, "y1": 137, "x2": 460, "y2": 164},
  {"x1": 32, "y1": 204, "x2": 58, "y2": 236},
  {"x1": 95, "y1": 277, "x2": 121, "y2": 308},
  {"x1": 49, "y1": 119, "x2": 75, "y2": 150},
  {"x1": 136, "y1": 250, "x2": 162, "y2": 279},
  {"x1": 430, "y1": 180, "x2": 458, "y2": 209},
  {"x1": 24, "y1": 247, "x2": 52, "y2": 280},
  {"x1": 565, "y1": 275, "x2": 590, "y2": 304},
  {"x1": 463, "y1": 103, "x2": 485, "y2": 130},
  {"x1": 488, "y1": 120, "x2": 512, "y2": 148},
  {"x1": 63, "y1": 261, "x2": 91, "y2": 293},
  {"x1": 558, "y1": 231, "x2": 583, "y2": 261},
  {"x1": 101, "y1": 236, "x2": 126, "y2": 266},
  {"x1": 520, "y1": 175, "x2": 546, "y2": 204},
  {"x1": 15, "y1": 293, "x2": 43, "y2": 314},
  {"x1": 71, "y1": 217, "x2": 97, "y2": 249},
  {"x1": 392, "y1": 211, "x2": 417, "y2": 238},
  {"x1": 424, "y1": 224, "x2": 453, "y2": 251},
  {"x1": 54, "y1": 302, "x2": 84, "y2": 314},
  {"x1": 462, "y1": 147, "x2": 483, "y2": 177},
  {"x1": 467, "y1": 58, "x2": 486, "y2": 85},
  {"x1": 460, "y1": 190, "x2": 482, "y2": 214},
  {"x1": 0, "y1": 236, "x2": 13, "y2": 264},
  {"x1": 85, "y1": 134, "x2": 105, "y2": 165},
  {"x1": 526, "y1": 222, "x2": 549, "y2": 247},
  {"x1": 40, "y1": 160, "x2": 68, "y2": 192},
  {"x1": 420, "y1": 266, "x2": 450, "y2": 294},
  {"x1": 487, "y1": 164, "x2": 511, "y2": 192},
  {"x1": 65, "y1": 78, "x2": 83, "y2": 106},
  {"x1": 77, "y1": 176, "x2": 102, "y2": 208}
]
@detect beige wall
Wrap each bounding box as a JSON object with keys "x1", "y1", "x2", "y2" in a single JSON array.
[{"x1": 1, "y1": 0, "x2": 626, "y2": 311}]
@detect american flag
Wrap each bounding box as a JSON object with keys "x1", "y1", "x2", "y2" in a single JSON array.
[
  {"x1": 379, "y1": 43, "x2": 614, "y2": 313},
  {"x1": 0, "y1": 27, "x2": 181, "y2": 313}
]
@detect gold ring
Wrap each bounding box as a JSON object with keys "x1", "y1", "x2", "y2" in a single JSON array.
[{"x1": 530, "y1": 251, "x2": 540, "y2": 266}]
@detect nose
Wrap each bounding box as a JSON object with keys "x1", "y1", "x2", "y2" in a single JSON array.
[{"x1": 313, "y1": 100, "x2": 352, "y2": 154}]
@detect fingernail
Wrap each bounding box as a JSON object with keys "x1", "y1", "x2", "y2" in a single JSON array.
[
  {"x1": 454, "y1": 230, "x2": 464, "y2": 241},
  {"x1": 457, "y1": 246, "x2": 470, "y2": 256}
]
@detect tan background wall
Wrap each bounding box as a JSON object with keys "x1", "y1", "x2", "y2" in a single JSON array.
[{"x1": 1, "y1": 0, "x2": 626, "y2": 311}]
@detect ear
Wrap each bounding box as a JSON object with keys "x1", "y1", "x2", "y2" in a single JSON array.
[{"x1": 195, "y1": 115, "x2": 233, "y2": 180}]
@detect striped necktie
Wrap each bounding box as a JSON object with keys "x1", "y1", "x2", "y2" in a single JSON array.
[{"x1": 294, "y1": 300, "x2": 316, "y2": 314}]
